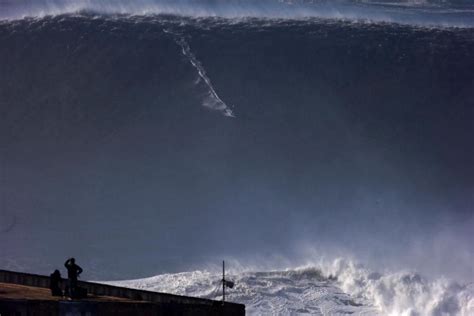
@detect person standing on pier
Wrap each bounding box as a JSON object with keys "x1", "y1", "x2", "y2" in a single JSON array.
[
  {"x1": 49, "y1": 269, "x2": 63, "y2": 296},
  {"x1": 64, "y1": 257, "x2": 83, "y2": 298}
]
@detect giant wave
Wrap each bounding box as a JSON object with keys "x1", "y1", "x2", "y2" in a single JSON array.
[{"x1": 0, "y1": 4, "x2": 473, "y2": 314}]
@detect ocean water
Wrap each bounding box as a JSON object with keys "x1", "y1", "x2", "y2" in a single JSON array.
[{"x1": 1, "y1": 1, "x2": 473, "y2": 314}]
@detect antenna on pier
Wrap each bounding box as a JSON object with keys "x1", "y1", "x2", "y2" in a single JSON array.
[
  {"x1": 221, "y1": 260, "x2": 234, "y2": 304},
  {"x1": 222, "y1": 260, "x2": 225, "y2": 303}
]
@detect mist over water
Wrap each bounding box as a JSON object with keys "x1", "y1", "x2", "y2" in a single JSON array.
[{"x1": 0, "y1": 0, "x2": 473, "y2": 314}]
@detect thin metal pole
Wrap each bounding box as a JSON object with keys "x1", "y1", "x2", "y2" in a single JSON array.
[{"x1": 222, "y1": 260, "x2": 225, "y2": 303}]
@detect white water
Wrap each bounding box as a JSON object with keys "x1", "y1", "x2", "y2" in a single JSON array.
[
  {"x1": 1, "y1": 0, "x2": 473, "y2": 28},
  {"x1": 106, "y1": 259, "x2": 474, "y2": 315}
]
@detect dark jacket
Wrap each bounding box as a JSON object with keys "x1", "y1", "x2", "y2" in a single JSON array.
[{"x1": 64, "y1": 259, "x2": 83, "y2": 281}]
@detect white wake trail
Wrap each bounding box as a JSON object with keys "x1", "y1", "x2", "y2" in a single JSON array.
[{"x1": 165, "y1": 29, "x2": 235, "y2": 118}]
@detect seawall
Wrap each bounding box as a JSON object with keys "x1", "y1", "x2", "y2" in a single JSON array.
[{"x1": 0, "y1": 269, "x2": 245, "y2": 316}]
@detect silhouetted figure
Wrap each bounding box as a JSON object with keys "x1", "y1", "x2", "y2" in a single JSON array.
[
  {"x1": 64, "y1": 257, "x2": 83, "y2": 298},
  {"x1": 49, "y1": 269, "x2": 63, "y2": 296}
]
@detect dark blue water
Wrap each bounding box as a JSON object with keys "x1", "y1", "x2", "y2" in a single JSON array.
[{"x1": 0, "y1": 13, "x2": 473, "y2": 281}]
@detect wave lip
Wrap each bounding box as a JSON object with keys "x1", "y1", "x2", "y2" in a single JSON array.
[{"x1": 1, "y1": 0, "x2": 474, "y2": 28}]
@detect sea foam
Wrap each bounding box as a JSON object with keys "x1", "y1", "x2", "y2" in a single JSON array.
[{"x1": 106, "y1": 259, "x2": 474, "y2": 315}]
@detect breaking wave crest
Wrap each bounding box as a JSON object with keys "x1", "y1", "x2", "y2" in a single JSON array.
[
  {"x1": 107, "y1": 259, "x2": 474, "y2": 315},
  {"x1": 1, "y1": 0, "x2": 474, "y2": 28},
  {"x1": 328, "y1": 259, "x2": 474, "y2": 316}
]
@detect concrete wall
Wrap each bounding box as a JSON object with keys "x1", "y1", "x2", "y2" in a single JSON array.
[
  {"x1": 0, "y1": 269, "x2": 245, "y2": 316},
  {"x1": 0, "y1": 299, "x2": 243, "y2": 316}
]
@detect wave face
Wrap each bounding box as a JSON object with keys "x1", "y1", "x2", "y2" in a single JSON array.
[
  {"x1": 107, "y1": 260, "x2": 474, "y2": 315},
  {"x1": 0, "y1": 7, "x2": 473, "y2": 302}
]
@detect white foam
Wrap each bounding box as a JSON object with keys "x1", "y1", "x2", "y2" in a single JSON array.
[
  {"x1": 105, "y1": 259, "x2": 474, "y2": 315},
  {"x1": 326, "y1": 259, "x2": 474, "y2": 316}
]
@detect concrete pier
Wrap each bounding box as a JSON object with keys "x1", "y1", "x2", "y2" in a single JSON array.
[{"x1": 0, "y1": 269, "x2": 245, "y2": 316}]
